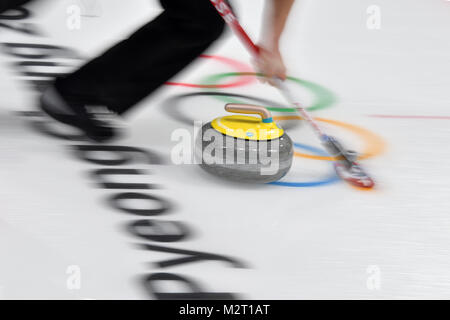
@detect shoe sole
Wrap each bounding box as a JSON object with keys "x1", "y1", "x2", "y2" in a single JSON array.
[{"x1": 40, "y1": 91, "x2": 114, "y2": 143}]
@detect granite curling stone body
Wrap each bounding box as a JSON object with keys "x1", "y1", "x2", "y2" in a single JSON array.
[{"x1": 196, "y1": 104, "x2": 294, "y2": 183}]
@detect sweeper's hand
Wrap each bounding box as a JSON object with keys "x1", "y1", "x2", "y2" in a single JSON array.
[
  {"x1": 256, "y1": 0, "x2": 295, "y2": 85},
  {"x1": 253, "y1": 45, "x2": 287, "y2": 86}
]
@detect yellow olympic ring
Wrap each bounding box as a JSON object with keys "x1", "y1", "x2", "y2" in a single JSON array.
[{"x1": 273, "y1": 116, "x2": 386, "y2": 161}]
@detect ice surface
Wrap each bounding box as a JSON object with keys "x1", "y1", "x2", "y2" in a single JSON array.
[{"x1": 1, "y1": 0, "x2": 450, "y2": 299}]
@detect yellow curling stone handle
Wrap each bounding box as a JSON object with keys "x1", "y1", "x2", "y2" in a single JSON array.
[
  {"x1": 225, "y1": 104, "x2": 274, "y2": 123},
  {"x1": 210, "y1": 104, "x2": 283, "y2": 140}
]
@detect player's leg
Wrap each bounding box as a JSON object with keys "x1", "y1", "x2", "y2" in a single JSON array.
[
  {"x1": 0, "y1": 0, "x2": 32, "y2": 13},
  {"x1": 40, "y1": 0, "x2": 226, "y2": 141},
  {"x1": 56, "y1": 0, "x2": 225, "y2": 113}
]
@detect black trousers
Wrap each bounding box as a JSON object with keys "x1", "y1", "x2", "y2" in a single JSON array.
[
  {"x1": 57, "y1": 0, "x2": 226, "y2": 115},
  {"x1": 1, "y1": 0, "x2": 226, "y2": 115},
  {"x1": 0, "y1": 0, "x2": 31, "y2": 13}
]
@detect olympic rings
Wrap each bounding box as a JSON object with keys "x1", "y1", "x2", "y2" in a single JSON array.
[
  {"x1": 165, "y1": 55, "x2": 256, "y2": 89},
  {"x1": 270, "y1": 143, "x2": 339, "y2": 187},
  {"x1": 200, "y1": 72, "x2": 336, "y2": 112},
  {"x1": 162, "y1": 61, "x2": 385, "y2": 188},
  {"x1": 273, "y1": 116, "x2": 386, "y2": 161},
  {"x1": 161, "y1": 92, "x2": 385, "y2": 162}
]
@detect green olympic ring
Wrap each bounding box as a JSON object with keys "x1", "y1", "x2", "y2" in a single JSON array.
[{"x1": 200, "y1": 72, "x2": 337, "y2": 112}]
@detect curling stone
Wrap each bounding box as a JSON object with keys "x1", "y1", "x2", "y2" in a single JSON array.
[{"x1": 195, "y1": 104, "x2": 294, "y2": 183}]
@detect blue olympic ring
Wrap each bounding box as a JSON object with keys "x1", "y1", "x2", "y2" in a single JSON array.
[{"x1": 270, "y1": 142, "x2": 340, "y2": 187}]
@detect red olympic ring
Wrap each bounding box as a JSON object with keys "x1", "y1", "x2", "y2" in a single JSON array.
[{"x1": 165, "y1": 54, "x2": 255, "y2": 89}]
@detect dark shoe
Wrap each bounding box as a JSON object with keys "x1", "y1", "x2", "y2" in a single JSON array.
[{"x1": 40, "y1": 86, "x2": 118, "y2": 142}]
